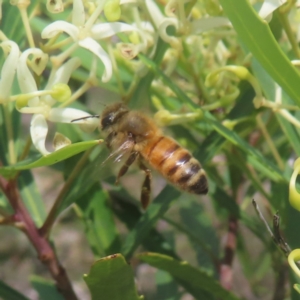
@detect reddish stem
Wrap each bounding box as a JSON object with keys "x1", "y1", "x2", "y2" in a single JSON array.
[
  {"x1": 219, "y1": 215, "x2": 238, "y2": 290},
  {"x1": 0, "y1": 177, "x2": 78, "y2": 300}
]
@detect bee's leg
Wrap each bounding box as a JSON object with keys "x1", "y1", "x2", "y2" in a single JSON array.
[
  {"x1": 115, "y1": 151, "x2": 139, "y2": 185},
  {"x1": 139, "y1": 161, "x2": 152, "y2": 209}
]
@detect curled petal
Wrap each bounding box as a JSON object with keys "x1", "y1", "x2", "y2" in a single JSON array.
[
  {"x1": 288, "y1": 249, "x2": 300, "y2": 278},
  {"x1": 117, "y1": 43, "x2": 139, "y2": 59},
  {"x1": 92, "y1": 22, "x2": 143, "y2": 39},
  {"x1": 46, "y1": 0, "x2": 64, "y2": 13},
  {"x1": 0, "y1": 40, "x2": 19, "y2": 103},
  {"x1": 191, "y1": 17, "x2": 231, "y2": 34},
  {"x1": 289, "y1": 158, "x2": 300, "y2": 211},
  {"x1": 27, "y1": 52, "x2": 49, "y2": 75},
  {"x1": 41, "y1": 21, "x2": 80, "y2": 41},
  {"x1": 158, "y1": 18, "x2": 179, "y2": 47},
  {"x1": 53, "y1": 132, "x2": 71, "y2": 151},
  {"x1": 92, "y1": 22, "x2": 148, "y2": 49},
  {"x1": 17, "y1": 48, "x2": 45, "y2": 106},
  {"x1": 72, "y1": 0, "x2": 85, "y2": 26},
  {"x1": 79, "y1": 37, "x2": 112, "y2": 82},
  {"x1": 145, "y1": 0, "x2": 165, "y2": 28},
  {"x1": 30, "y1": 114, "x2": 50, "y2": 156}
]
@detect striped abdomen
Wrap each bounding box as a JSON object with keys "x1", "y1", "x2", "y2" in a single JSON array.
[{"x1": 141, "y1": 136, "x2": 208, "y2": 194}]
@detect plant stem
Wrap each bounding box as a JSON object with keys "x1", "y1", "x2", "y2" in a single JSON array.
[
  {"x1": 276, "y1": 10, "x2": 300, "y2": 59},
  {"x1": 0, "y1": 176, "x2": 78, "y2": 300}
]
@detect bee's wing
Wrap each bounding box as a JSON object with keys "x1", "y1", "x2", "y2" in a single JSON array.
[{"x1": 100, "y1": 139, "x2": 135, "y2": 167}]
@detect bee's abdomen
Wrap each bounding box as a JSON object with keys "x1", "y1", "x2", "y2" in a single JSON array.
[{"x1": 142, "y1": 136, "x2": 208, "y2": 194}]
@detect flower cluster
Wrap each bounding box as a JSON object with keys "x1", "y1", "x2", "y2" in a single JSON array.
[{"x1": 0, "y1": 0, "x2": 289, "y2": 158}]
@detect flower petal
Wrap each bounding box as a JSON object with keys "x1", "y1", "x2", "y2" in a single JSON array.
[
  {"x1": 191, "y1": 17, "x2": 231, "y2": 34},
  {"x1": 41, "y1": 21, "x2": 80, "y2": 41},
  {"x1": 53, "y1": 132, "x2": 71, "y2": 151},
  {"x1": 43, "y1": 57, "x2": 81, "y2": 105},
  {"x1": 0, "y1": 40, "x2": 19, "y2": 103},
  {"x1": 48, "y1": 107, "x2": 99, "y2": 126},
  {"x1": 48, "y1": 57, "x2": 81, "y2": 88},
  {"x1": 17, "y1": 48, "x2": 45, "y2": 106},
  {"x1": 30, "y1": 114, "x2": 50, "y2": 155},
  {"x1": 92, "y1": 22, "x2": 140, "y2": 39},
  {"x1": 27, "y1": 52, "x2": 49, "y2": 76},
  {"x1": 48, "y1": 107, "x2": 99, "y2": 132},
  {"x1": 72, "y1": 0, "x2": 85, "y2": 26},
  {"x1": 79, "y1": 37, "x2": 112, "y2": 82},
  {"x1": 259, "y1": 0, "x2": 286, "y2": 19},
  {"x1": 46, "y1": 0, "x2": 64, "y2": 13}
]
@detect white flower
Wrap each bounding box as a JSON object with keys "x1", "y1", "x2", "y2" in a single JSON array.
[
  {"x1": 16, "y1": 50, "x2": 98, "y2": 155},
  {"x1": 41, "y1": 0, "x2": 146, "y2": 82}
]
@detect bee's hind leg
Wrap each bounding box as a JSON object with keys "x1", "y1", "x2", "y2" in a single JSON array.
[
  {"x1": 115, "y1": 151, "x2": 139, "y2": 185},
  {"x1": 139, "y1": 161, "x2": 152, "y2": 209}
]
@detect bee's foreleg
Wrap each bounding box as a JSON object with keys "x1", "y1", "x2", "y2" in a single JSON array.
[
  {"x1": 115, "y1": 151, "x2": 139, "y2": 185},
  {"x1": 139, "y1": 161, "x2": 152, "y2": 210}
]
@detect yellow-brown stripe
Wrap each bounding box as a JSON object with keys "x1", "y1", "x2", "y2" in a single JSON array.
[{"x1": 141, "y1": 136, "x2": 208, "y2": 195}]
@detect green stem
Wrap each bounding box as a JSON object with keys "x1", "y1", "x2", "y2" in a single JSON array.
[
  {"x1": 256, "y1": 114, "x2": 285, "y2": 170},
  {"x1": 276, "y1": 10, "x2": 300, "y2": 59},
  {"x1": 4, "y1": 104, "x2": 16, "y2": 165}
]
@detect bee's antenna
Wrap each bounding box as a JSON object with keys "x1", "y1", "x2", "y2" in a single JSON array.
[{"x1": 71, "y1": 115, "x2": 100, "y2": 123}]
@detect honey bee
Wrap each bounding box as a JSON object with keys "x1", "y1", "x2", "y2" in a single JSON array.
[{"x1": 100, "y1": 102, "x2": 208, "y2": 209}]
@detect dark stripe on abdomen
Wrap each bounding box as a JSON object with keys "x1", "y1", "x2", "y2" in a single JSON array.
[
  {"x1": 177, "y1": 162, "x2": 201, "y2": 184},
  {"x1": 188, "y1": 173, "x2": 208, "y2": 194}
]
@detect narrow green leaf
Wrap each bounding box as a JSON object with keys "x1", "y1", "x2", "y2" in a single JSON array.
[
  {"x1": 179, "y1": 202, "x2": 219, "y2": 271},
  {"x1": 30, "y1": 276, "x2": 64, "y2": 300},
  {"x1": 111, "y1": 189, "x2": 180, "y2": 258},
  {"x1": 121, "y1": 185, "x2": 180, "y2": 259},
  {"x1": 77, "y1": 184, "x2": 121, "y2": 256},
  {"x1": 84, "y1": 254, "x2": 143, "y2": 300},
  {"x1": 138, "y1": 253, "x2": 240, "y2": 300},
  {"x1": 155, "y1": 270, "x2": 182, "y2": 300},
  {"x1": 18, "y1": 170, "x2": 47, "y2": 227},
  {"x1": 219, "y1": 0, "x2": 300, "y2": 106},
  {"x1": 0, "y1": 140, "x2": 102, "y2": 178},
  {"x1": 0, "y1": 280, "x2": 30, "y2": 300}
]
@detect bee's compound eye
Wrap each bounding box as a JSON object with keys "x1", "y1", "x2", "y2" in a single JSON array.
[{"x1": 101, "y1": 114, "x2": 114, "y2": 129}]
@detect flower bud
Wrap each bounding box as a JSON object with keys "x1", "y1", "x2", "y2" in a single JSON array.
[
  {"x1": 51, "y1": 83, "x2": 71, "y2": 102},
  {"x1": 104, "y1": 0, "x2": 121, "y2": 21}
]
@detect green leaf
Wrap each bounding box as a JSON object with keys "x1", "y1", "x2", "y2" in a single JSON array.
[
  {"x1": 77, "y1": 184, "x2": 121, "y2": 257},
  {"x1": 111, "y1": 189, "x2": 180, "y2": 258},
  {"x1": 219, "y1": 0, "x2": 300, "y2": 106},
  {"x1": 121, "y1": 185, "x2": 180, "y2": 259},
  {"x1": 18, "y1": 170, "x2": 47, "y2": 227},
  {"x1": 0, "y1": 280, "x2": 30, "y2": 300},
  {"x1": 0, "y1": 140, "x2": 102, "y2": 179},
  {"x1": 84, "y1": 254, "x2": 143, "y2": 300},
  {"x1": 30, "y1": 275, "x2": 64, "y2": 300},
  {"x1": 179, "y1": 202, "x2": 219, "y2": 272},
  {"x1": 154, "y1": 270, "x2": 182, "y2": 300},
  {"x1": 138, "y1": 253, "x2": 240, "y2": 300}
]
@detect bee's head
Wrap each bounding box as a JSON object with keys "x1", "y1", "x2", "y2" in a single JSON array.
[{"x1": 101, "y1": 102, "x2": 129, "y2": 130}]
